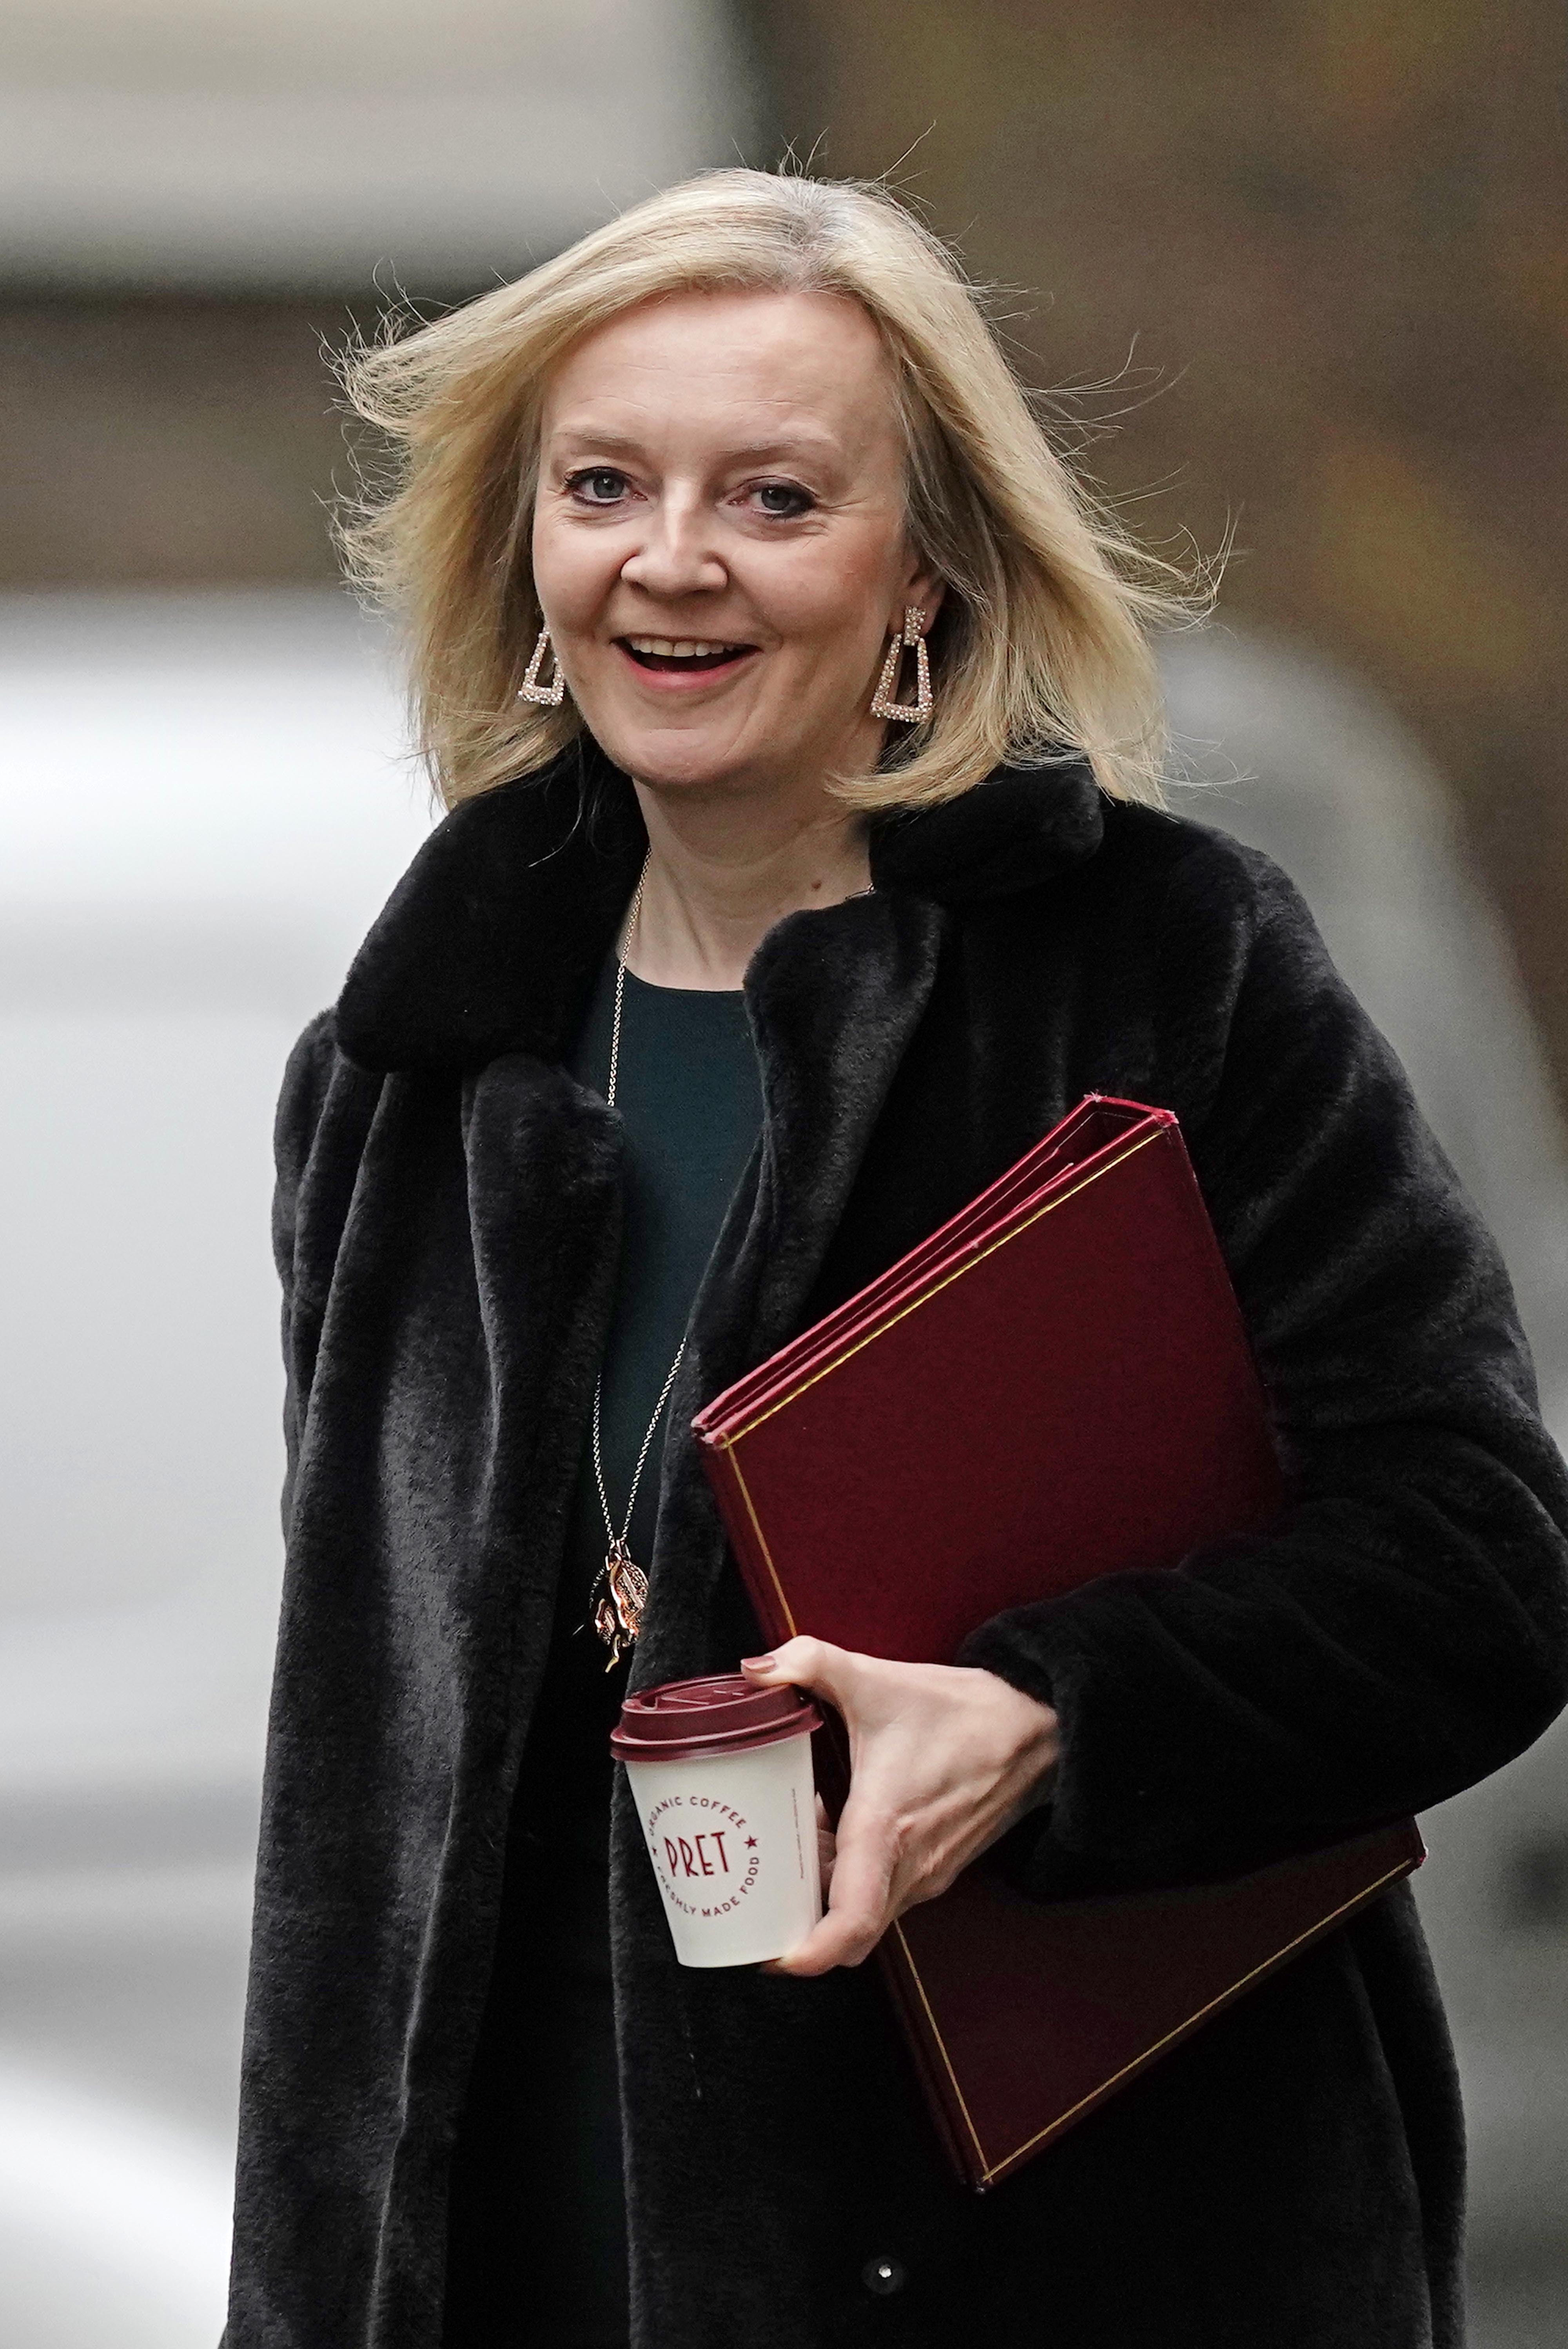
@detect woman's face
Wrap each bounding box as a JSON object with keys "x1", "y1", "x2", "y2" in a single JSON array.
[{"x1": 532, "y1": 287, "x2": 940, "y2": 807}]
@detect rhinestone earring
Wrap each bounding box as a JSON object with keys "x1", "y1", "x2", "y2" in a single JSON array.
[
  {"x1": 517, "y1": 625, "x2": 566, "y2": 708},
  {"x1": 870, "y1": 606, "x2": 933, "y2": 724}
]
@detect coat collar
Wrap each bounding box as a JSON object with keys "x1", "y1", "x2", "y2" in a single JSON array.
[{"x1": 334, "y1": 738, "x2": 1104, "y2": 1073}]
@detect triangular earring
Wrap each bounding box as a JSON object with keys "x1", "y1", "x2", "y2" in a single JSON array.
[
  {"x1": 869, "y1": 606, "x2": 933, "y2": 723},
  {"x1": 518, "y1": 625, "x2": 566, "y2": 707}
]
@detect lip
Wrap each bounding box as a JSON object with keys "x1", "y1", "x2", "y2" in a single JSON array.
[{"x1": 611, "y1": 639, "x2": 760, "y2": 695}]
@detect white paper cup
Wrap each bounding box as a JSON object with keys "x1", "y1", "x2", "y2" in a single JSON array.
[{"x1": 612, "y1": 1674, "x2": 824, "y2": 1968}]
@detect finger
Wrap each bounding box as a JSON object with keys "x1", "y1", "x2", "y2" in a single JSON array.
[
  {"x1": 816, "y1": 1808, "x2": 837, "y2": 1889},
  {"x1": 741, "y1": 1636, "x2": 857, "y2": 1709},
  {"x1": 769, "y1": 1894, "x2": 886, "y2": 1975},
  {"x1": 769, "y1": 1815, "x2": 897, "y2": 1977}
]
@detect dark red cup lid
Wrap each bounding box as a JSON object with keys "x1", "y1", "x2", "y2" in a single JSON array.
[{"x1": 610, "y1": 1672, "x2": 820, "y2": 1763}]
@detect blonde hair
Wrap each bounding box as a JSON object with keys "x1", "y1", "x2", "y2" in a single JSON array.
[{"x1": 338, "y1": 169, "x2": 1190, "y2": 813}]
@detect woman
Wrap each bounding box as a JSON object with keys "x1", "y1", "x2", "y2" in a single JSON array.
[{"x1": 226, "y1": 172, "x2": 1568, "y2": 2349}]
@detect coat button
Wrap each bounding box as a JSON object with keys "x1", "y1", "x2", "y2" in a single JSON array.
[{"x1": 861, "y1": 2255, "x2": 907, "y2": 2296}]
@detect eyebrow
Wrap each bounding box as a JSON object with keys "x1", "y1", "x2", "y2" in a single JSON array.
[{"x1": 544, "y1": 424, "x2": 844, "y2": 468}]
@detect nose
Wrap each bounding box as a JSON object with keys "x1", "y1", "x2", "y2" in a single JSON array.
[{"x1": 616, "y1": 487, "x2": 727, "y2": 602}]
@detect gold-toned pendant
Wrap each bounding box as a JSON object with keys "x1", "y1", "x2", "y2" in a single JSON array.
[{"x1": 591, "y1": 1540, "x2": 649, "y2": 1668}]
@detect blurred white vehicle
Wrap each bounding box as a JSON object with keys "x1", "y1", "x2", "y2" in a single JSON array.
[
  {"x1": 0, "y1": 590, "x2": 437, "y2": 2348},
  {"x1": 1163, "y1": 628, "x2": 1568, "y2": 2287}
]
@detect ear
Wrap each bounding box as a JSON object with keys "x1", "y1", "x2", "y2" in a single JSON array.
[{"x1": 890, "y1": 557, "x2": 946, "y2": 639}]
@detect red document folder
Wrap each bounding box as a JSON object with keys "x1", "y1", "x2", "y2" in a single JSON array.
[{"x1": 694, "y1": 1097, "x2": 1423, "y2": 2190}]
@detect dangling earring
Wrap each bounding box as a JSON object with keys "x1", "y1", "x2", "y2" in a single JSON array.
[
  {"x1": 870, "y1": 606, "x2": 933, "y2": 724},
  {"x1": 518, "y1": 625, "x2": 566, "y2": 707}
]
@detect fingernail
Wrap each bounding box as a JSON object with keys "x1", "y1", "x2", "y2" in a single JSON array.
[{"x1": 740, "y1": 1653, "x2": 776, "y2": 1671}]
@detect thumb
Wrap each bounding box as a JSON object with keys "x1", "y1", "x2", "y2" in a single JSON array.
[{"x1": 741, "y1": 1635, "x2": 856, "y2": 1708}]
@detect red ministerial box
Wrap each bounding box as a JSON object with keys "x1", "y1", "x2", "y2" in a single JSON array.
[{"x1": 693, "y1": 1096, "x2": 1422, "y2": 2189}]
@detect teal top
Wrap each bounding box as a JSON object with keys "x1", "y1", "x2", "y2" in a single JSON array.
[
  {"x1": 572, "y1": 958, "x2": 766, "y2": 1601},
  {"x1": 512, "y1": 953, "x2": 766, "y2": 1903}
]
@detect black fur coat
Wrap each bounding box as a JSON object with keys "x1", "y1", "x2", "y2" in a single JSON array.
[{"x1": 226, "y1": 750, "x2": 1568, "y2": 2349}]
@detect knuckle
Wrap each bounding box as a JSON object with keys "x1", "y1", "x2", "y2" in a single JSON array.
[
  {"x1": 853, "y1": 1803, "x2": 904, "y2": 1855},
  {"x1": 879, "y1": 1811, "x2": 919, "y2": 1872}
]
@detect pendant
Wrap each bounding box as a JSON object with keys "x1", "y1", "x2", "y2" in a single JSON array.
[{"x1": 591, "y1": 1539, "x2": 649, "y2": 1669}]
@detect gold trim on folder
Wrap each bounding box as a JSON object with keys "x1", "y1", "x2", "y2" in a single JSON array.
[
  {"x1": 889, "y1": 1917, "x2": 990, "y2": 2177},
  {"x1": 719, "y1": 1129, "x2": 1164, "y2": 1445},
  {"x1": 722, "y1": 1446, "x2": 798, "y2": 1640},
  {"x1": 954, "y1": 1852, "x2": 1418, "y2": 2186}
]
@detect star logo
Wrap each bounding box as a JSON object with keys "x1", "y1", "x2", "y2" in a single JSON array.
[{"x1": 745, "y1": 1837, "x2": 757, "y2": 1848}]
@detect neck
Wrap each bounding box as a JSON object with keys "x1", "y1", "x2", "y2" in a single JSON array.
[{"x1": 622, "y1": 780, "x2": 872, "y2": 991}]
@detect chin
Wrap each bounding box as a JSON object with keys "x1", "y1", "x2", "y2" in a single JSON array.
[{"x1": 587, "y1": 716, "x2": 768, "y2": 799}]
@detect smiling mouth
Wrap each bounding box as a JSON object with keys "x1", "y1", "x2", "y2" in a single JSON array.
[{"x1": 618, "y1": 635, "x2": 756, "y2": 675}]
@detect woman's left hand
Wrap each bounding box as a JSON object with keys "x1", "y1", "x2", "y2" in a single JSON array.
[{"x1": 740, "y1": 1637, "x2": 1061, "y2": 1975}]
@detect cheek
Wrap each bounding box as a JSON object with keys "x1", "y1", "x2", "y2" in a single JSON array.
[
  {"x1": 531, "y1": 514, "x2": 617, "y2": 630},
  {"x1": 753, "y1": 534, "x2": 899, "y2": 661}
]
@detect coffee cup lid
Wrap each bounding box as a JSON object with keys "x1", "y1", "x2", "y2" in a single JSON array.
[{"x1": 610, "y1": 1672, "x2": 820, "y2": 1764}]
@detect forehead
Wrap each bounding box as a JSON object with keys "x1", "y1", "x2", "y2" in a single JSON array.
[{"x1": 539, "y1": 286, "x2": 902, "y2": 468}]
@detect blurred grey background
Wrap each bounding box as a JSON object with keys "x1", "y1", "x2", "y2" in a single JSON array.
[{"x1": 2, "y1": 5, "x2": 1565, "y2": 2344}]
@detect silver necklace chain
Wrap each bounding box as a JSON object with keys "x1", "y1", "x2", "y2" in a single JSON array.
[{"x1": 585, "y1": 856, "x2": 683, "y2": 1664}]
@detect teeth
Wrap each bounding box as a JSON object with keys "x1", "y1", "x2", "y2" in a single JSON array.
[{"x1": 626, "y1": 636, "x2": 739, "y2": 659}]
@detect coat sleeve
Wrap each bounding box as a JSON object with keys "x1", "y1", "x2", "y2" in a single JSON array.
[
  {"x1": 271, "y1": 1009, "x2": 340, "y2": 1547},
  {"x1": 960, "y1": 837, "x2": 1568, "y2": 1886}
]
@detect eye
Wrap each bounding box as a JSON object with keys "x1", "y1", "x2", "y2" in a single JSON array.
[
  {"x1": 565, "y1": 467, "x2": 632, "y2": 506},
  {"x1": 747, "y1": 481, "x2": 815, "y2": 519}
]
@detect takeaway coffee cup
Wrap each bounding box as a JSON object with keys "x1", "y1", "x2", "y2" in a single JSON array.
[{"x1": 610, "y1": 1673, "x2": 824, "y2": 1968}]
